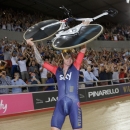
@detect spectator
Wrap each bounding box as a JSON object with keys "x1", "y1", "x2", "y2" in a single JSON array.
[
  {"x1": 43, "y1": 73, "x2": 55, "y2": 91},
  {"x1": 21, "y1": 43, "x2": 26, "y2": 53},
  {"x1": 39, "y1": 66, "x2": 47, "y2": 84},
  {"x1": 80, "y1": 63, "x2": 86, "y2": 73},
  {"x1": 84, "y1": 66, "x2": 98, "y2": 87},
  {"x1": 0, "y1": 46, "x2": 4, "y2": 60},
  {"x1": 11, "y1": 51, "x2": 19, "y2": 78},
  {"x1": 79, "y1": 71, "x2": 85, "y2": 88},
  {"x1": 14, "y1": 23, "x2": 23, "y2": 32},
  {"x1": 17, "y1": 54, "x2": 29, "y2": 82},
  {"x1": 28, "y1": 56, "x2": 34, "y2": 67},
  {"x1": 6, "y1": 21, "x2": 11, "y2": 31},
  {"x1": 127, "y1": 69, "x2": 130, "y2": 82},
  {"x1": 52, "y1": 73, "x2": 57, "y2": 83},
  {"x1": 0, "y1": 69, "x2": 11, "y2": 94},
  {"x1": 11, "y1": 72, "x2": 27, "y2": 93},
  {"x1": 2, "y1": 21, "x2": 6, "y2": 30},
  {"x1": 28, "y1": 60, "x2": 39, "y2": 79},
  {"x1": 112, "y1": 66, "x2": 119, "y2": 84},
  {"x1": 92, "y1": 63, "x2": 99, "y2": 79},
  {"x1": 106, "y1": 65, "x2": 113, "y2": 85},
  {"x1": 28, "y1": 72, "x2": 41, "y2": 92},
  {"x1": 119, "y1": 68, "x2": 127, "y2": 83},
  {"x1": 3, "y1": 45, "x2": 12, "y2": 73},
  {"x1": 79, "y1": 71, "x2": 84, "y2": 82},
  {"x1": 99, "y1": 66, "x2": 108, "y2": 86},
  {"x1": 1, "y1": 41, "x2": 6, "y2": 52}
]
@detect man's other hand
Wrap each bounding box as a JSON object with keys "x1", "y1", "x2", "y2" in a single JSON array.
[
  {"x1": 26, "y1": 38, "x2": 34, "y2": 46},
  {"x1": 80, "y1": 45, "x2": 87, "y2": 53}
]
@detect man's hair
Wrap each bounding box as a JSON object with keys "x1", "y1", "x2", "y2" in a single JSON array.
[
  {"x1": 64, "y1": 53, "x2": 71, "y2": 59},
  {"x1": 14, "y1": 72, "x2": 20, "y2": 75},
  {"x1": 62, "y1": 51, "x2": 72, "y2": 60}
]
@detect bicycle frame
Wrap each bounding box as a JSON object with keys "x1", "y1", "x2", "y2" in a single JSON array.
[{"x1": 40, "y1": 11, "x2": 108, "y2": 39}]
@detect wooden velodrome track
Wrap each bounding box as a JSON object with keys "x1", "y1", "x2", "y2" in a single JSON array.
[{"x1": 1, "y1": 95, "x2": 130, "y2": 130}]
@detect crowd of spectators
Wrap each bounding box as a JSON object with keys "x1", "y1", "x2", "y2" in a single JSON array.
[
  {"x1": 98, "y1": 24, "x2": 130, "y2": 41},
  {"x1": 0, "y1": 8, "x2": 53, "y2": 32},
  {"x1": 0, "y1": 7, "x2": 130, "y2": 94},
  {"x1": 0, "y1": 38, "x2": 130, "y2": 94},
  {"x1": 1, "y1": 8, "x2": 130, "y2": 41}
]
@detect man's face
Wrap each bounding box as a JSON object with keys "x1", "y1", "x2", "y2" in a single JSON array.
[
  {"x1": 101, "y1": 66, "x2": 105, "y2": 71},
  {"x1": 87, "y1": 67, "x2": 91, "y2": 72},
  {"x1": 114, "y1": 67, "x2": 118, "y2": 72},
  {"x1": 12, "y1": 52, "x2": 17, "y2": 57},
  {"x1": 14, "y1": 73, "x2": 20, "y2": 78},
  {"x1": 1, "y1": 71, "x2": 6, "y2": 77},
  {"x1": 32, "y1": 61, "x2": 35, "y2": 66},
  {"x1": 20, "y1": 56, "x2": 23, "y2": 60},
  {"x1": 64, "y1": 56, "x2": 73, "y2": 66}
]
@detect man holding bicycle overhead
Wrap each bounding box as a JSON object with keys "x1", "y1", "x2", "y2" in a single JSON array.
[{"x1": 26, "y1": 38, "x2": 86, "y2": 130}]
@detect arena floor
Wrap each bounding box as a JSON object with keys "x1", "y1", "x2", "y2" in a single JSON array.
[{"x1": 1, "y1": 95, "x2": 130, "y2": 130}]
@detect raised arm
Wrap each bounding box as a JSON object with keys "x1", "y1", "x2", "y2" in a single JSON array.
[
  {"x1": 1, "y1": 60, "x2": 8, "y2": 68},
  {"x1": 73, "y1": 45, "x2": 86, "y2": 70},
  {"x1": 26, "y1": 39, "x2": 58, "y2": 74}
]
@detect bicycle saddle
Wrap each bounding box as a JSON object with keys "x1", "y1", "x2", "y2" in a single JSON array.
[{"x1": 103, "y1": 8, "x2": 118, "y2": 17}]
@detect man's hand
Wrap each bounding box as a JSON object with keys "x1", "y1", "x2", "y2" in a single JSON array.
[
  {"x1": 26, "y1": 38, "x2": 34, "y2": 46},
  {"x1": 80, "y1": 45, "x2": 87, "y2": 53},
  {"x1": 82, "y1": 18, "x2": 91, "y2": 26},
  {"x1": 82, "y1": 20, "x2": 90, "y2": 25},
  {"x1": 32, "y1": 77, "x2": 41, "y2": 84},
  {"x1": 32, "y1": 77, "x2": 37, "y2": 81},
  {"x1": 26, "y1": 38, "x2": 43, "y2": 65},
  {"x1": 14, "y1": 76, "x2": 19, "y2": 81}
]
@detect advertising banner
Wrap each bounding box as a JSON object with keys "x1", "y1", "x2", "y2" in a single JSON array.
[
  {"x1": 33, "y1": 89, "x2": 87, "y2": 110},
  {"x1": 0, "y1": 93, "x2": 34, "y2": 116},
  {"x1": 86, "y1": 85, "x2": 120, "y2": 101},
  {"x1": 78, "y1": 89, "x2": 87, "y2": 102},
  {"x1": 119, "y1": 83, "x2": 130, "y2": 95},
  {"x1": 33, "y1": 91, "x2": 58, "y2": 110}
]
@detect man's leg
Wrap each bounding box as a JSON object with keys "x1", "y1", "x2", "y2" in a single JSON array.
[
  {"x1": 11, "y1": 65, "x2": 15, "y2": 78},
  {"x1": 51, "y1": 100, "x2": 65, "y2": 130},
  {"x1": 25, "y1": 71, "x2": 29, "y2": 81},
  {"x1": 21, "y1": 72, "x2": 25, "y2": 81},
  {"x1": 69, "y1": 101, "x2": 82, "y2": 130},
  {"x1": 41, "y1": 78, "x2": 47, "y2": 90},
  {"x1": 41, "y1": 78, "x2": 47, "y2": 84}
]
